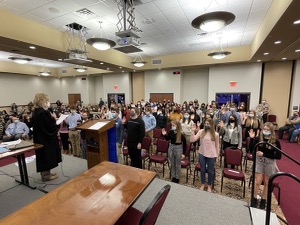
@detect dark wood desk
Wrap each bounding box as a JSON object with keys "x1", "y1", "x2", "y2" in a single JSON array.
[
  {"x1": 0, "y1": 161, "x2": 157, "y2": 225},
  {"x1": 0, "y1": 144, "x2": 43, "y2": 189}
]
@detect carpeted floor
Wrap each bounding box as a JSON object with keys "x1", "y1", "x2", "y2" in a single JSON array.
[
  {"x1": 275, "y1": 140, "x2": 300, "y2": 225},
  {"x1": 144, "y1": 145, "x2": 286, "y2": 224}
]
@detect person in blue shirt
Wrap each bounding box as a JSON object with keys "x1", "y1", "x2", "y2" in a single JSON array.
[
  {"x1": 66, "y1": 106, "x2": 82, "y2": 157},
  {"x1": 3, "y1": 115, "x2": 29, "y2": 142},
  {"x1": 111, "y1": 108, "x2": 125, "y2": 164},
  {"x1": 142, "y1": 107, "x2": 156, "y2": 154}
]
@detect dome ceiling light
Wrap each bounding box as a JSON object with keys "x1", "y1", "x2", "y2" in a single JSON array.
[
  {"x1": 8, "y1": 56, "x2": 32, "y2": 64},
  {"x1": 191, "y1": 11, "x2": 235, "y2": 32}
]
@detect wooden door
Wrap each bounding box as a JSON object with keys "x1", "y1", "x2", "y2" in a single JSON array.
[
  {"x1": 150, "y1": 93, "x2": 173, "y2": 102},
  {"x1": 68, "y1": 94, "x2": 81, "y2": 106}
]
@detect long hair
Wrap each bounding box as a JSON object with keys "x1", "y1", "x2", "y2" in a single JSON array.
[
  {"x1": 200, "y1": 118, "x2": 216, "y2": 141},
  {"x1": 173, "y1": 121, "x2": 182, "y2": 143},
  {"x1": 259, "y1": 122, "x2": 276, "y2": 144},
  {"x1": 245, "y1": 110, "x2": 259, "y2": 128},
  {"x1": 227, "y1": 114, "x2": 238, "y2": 128}
]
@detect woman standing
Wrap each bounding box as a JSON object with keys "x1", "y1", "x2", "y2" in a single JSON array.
[
  {"x1": 190, "y1": 118, "x2": 219, "y2": 192},
  {"x1": 242, "y1": 109, "x2": 260, "y2": 139},
  {"x1": 249, "y1": 122, "x2": 281, "y2": 209},
  {"x1": 181, "y1": 111, "x2": 194, "y2": 144},
  {"x1": 32, "y1": 93, "x2": 62, "y2": 181},
  {"x1": 162, "y1": 121, "x2": 186, "y2": 183}
]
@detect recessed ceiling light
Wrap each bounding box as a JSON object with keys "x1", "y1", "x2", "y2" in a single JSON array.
[
  {"x1": 282, "y1": 57, "x2": 287, "y2": 60},
  {"x1": 257, "y1": 60, "x2": 261, "y2": 62},
  {"x1": 293, "y1": 19, "x2": 300, "y2": 24},
  {"x1": 295, "y1": 49, "x2": 300, "y2": 52},
  {"x1": 122, "y1": 71, "x2": 124, "y2": 73},
  {"x1": 274, "y1": 41, "x2": 281, "y2": 44},
  {"x1": 100, "y1": 62, "x2": 104, "y2": 64},
  {"x1": 264, "y1": 52, "x2": 269, "y2": 55},
  {"x1": 58, "y1": 58, "x2": 62, "y2": 61},
  {"x1": 119, "y1": 66, "x2": 122, "y2": 69},
  {"x1": 29, "y1": 46, "x2": 36, "y2": 49},
  {"x1": 107, "y1": 67, "x2": 110, "y2": 70}
]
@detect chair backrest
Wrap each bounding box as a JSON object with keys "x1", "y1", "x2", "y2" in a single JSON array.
[
  {"x1": 153, "y1": 127, "x2": 162, "y2": 139},
  {"x1": 185, "y1": 142, "x2": 191, "y2": 158},
  {"x1": 268, "y1": 114, "x2": 276, "y2": 123},
  {"x1": 142, "y1": 136, "x2": 152, "y2": 152},
  {"x1": 140, "y1": 185, "x2": 171, "y2": 225},
  {"x1": 225, "y1": 148, "x2": 243, "y2": 167},
  {"x1": 165, "y1": 122, "x2": 171, "y2": 132},
  {"x1": 156, "y1": 139, "x2": 169, "y2": 154},
  {"x1": 123, "y1": 133, "x2": 128, "y2": 147}
]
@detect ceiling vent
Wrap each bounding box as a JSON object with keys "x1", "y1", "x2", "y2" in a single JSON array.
[
  {"x1": 61, "y1": 69, "x2": 67, "y2": 74},
  {"x1": 75, "y1": 8, "x2": 94, "y2": 17},
  {"x1": 114, "y1": 45, "x2": 143, "y2": 54},
  {"x1": 152, "y1": 58, "x2": 162, "y2": 65}
]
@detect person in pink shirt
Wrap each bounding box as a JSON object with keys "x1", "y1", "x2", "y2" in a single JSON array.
[{"x1": 191, "y1": 118, "x2": 219, "y2": 192}]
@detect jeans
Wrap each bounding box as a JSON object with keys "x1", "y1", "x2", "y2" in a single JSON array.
[
  {"x1": 168, "y1": 144, "x2": 183, "y2": 179},
  {"x1": 199, "y1": 153, "x2": 215, "y2": 185},
  {"x1": 290, "y1": 129, "x2": 300, "y2": 142}
]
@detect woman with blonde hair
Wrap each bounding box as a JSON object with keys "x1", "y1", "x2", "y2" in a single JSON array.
[
  {"x1": 32, "y1": 93, "x2": 62, "y2": 181},
  {"x1": 191, "y1": 118, "x2": 219, "y2": 192},
  {"x1": 162, "y1": 120, "x2": 186, "y2": 183},
  {"x1": 242, "y1": 109, "x2": 260, "y2": 139},
  {"x1": 249, "y1": 122, "x2": 281, "y2": 209}
]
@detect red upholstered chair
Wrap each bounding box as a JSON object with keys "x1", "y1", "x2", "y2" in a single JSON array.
[
  {"x1": 122, "y1": 134, "x2": 129, "y2": 165},
  {"x1": 268, "y1": 114, "x2": 278, "y2": 129},
  {"x1": 193, "y1": 161, "x2": 216, "y2": 189},
  {"x1": 141, "y1": 136, "x2": 152, "y2": 169},
  {"x1": 180, "y1": 142, "x2": 192, "y2": 183},
  {"x1": 148, "y1": 138, "x2": 169, "y2": 177},
  {"x1": 152, "y1": 127, "x2": 162, "y2": 146},
  {"x1": 165, "y1": 122, "x2": 171, "y2": 132},
  {"x1": 243, "y1": 137, "x2": 252, "y2": 172},
  {"x1": 115, "y1": 185, "x2": 171, "y2": 225},
  {"x1": 221, "y1": 148, "x2": 246, "y2": 198}
]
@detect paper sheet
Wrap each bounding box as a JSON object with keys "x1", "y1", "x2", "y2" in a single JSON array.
[
  {"x1": 88, "y1": 121, "x2": 109, "y2": 130},
  {"x1": 56, "y1": 114, "x2": 69, "y2": 125},
  {"x1": 0, "y1": 139, "x2": 21, "y2": 148}
]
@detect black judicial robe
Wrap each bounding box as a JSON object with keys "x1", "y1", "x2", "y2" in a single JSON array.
[{"x1": 32, "y1": 108, "x2": 62, "y2": 172}]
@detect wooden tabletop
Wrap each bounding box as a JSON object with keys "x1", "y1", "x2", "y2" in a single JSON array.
[
  {"x1": 0, "y1": 144, "x2": 43, "y2": 160},
  {"x1": 0, "y1": 161, "x2": 157, "y2": 225}
]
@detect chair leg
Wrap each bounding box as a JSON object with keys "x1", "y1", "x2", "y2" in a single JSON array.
[
  {"x1": 148, "y1": 161, "x2": 151, "y2": 171},
  {"x1": 220, "y1": 175, "x2": 224, "y2": 192},
  {"x1": 278, "y1": 186, "x2": 281, "y2": 205},
  {"x1": 193, "y1": 169, "x2": 196, "y2": 185},
  {"x1": 162, "y1": 164, "x2": 165, "y2": 177},
  {"x1": 243, "y1": 180, "x2": 246, "y2": 198},
  {"x1": 245, "y1": 158, "x2": 248, "y2": 172},
  {"x1": 186, "y1": 167, "x2": 188, "y2": 184}
]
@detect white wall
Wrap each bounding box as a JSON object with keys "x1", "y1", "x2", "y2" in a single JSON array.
[
  {"x1": 0, "y1": 73, "x2": 63, "y2": 105},
  {"x1": 290, "y1": 59, "x2": 300, "y2": 112},
  {"x1": 87, "y1": 76, "x2": 96, "y2": 105},
  {"x1": 182, "y1": 68, "x2": 209, "y2": 104},
  {"x1": 144, "y1": 70, "x2": 182, "y2": 103},
  {"x1": 101, "y1": 73, "x2": 131, "y2": 104},
  {"x1": 208, "y1": 63, "x2": 262, "y2": 109}
]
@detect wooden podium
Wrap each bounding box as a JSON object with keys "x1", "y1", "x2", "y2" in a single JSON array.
[{"x1": 77, "y1": 119, "x2": 115, "y2": 169}]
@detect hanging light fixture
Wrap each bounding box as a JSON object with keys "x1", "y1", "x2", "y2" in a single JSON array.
[
  {"x1": 191, "y1": 11, "x2": 235, "y2": 32},
  {"x1": 86, "y1": 21, "x2": 116, "y2": 50},
  {"x1": 74, "y1": 65, "x2": 87, "y2": 72},
  {"x1": 208, "y1": 38, "x2": 231, "y2": 59},
  {"x1": 8, "y1": 56, "x2": 32, "y2": 64},
  {"x1": 39, "y1": 65, "x2": 51, "y2": 76},
  {"x1": 131, "y1": 54, "x2": 147, "y2": 67}
]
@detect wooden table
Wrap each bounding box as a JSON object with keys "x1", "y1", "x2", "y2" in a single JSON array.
[
  {"x1": 0, "y1": 144, "x2": 43, "y2": 189},
  {"x1": 0, "y1": 161, "x2": 157, "y2": 225}
]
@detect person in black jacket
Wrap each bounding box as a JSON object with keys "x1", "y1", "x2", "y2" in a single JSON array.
[
  {"x1": 123, "y1": 107, "x2": 145, "y2": 169},
  {"x1": 156, "y1": 108, "x2": 167, "y2": 129},
  {"x1": 32, "y1": 93, "x2": 62, "y2": 181},
  {"x1": 249, "y1": 122, "x2": 281, "y2": 209},
  {"x1": 162, "y1": 121, "x2": 186, "y2": 183}
]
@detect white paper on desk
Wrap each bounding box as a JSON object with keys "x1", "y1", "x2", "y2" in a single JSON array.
[
  {"x1": 88, "y1": 121, "x2": 108, "y2": 130},
  {"x1": 56, "y1": 114, "x2": 69, "y2": 125},
  {"x1": 0, "y1": 139, "x2": 21, "y2": 148}
]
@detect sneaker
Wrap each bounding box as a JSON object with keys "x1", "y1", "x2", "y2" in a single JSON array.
[{"x1": 42, "y1": 174, "x2": 58, "y2": 182}]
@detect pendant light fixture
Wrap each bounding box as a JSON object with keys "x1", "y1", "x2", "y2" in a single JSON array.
[
  {"x1": 191, "y1": 11, "x2": 235, "y2": 33},
  {"x1": 86, "y1": 21, "x2": 116, "y2": 50},
  {"x1": 208, "y1": 38, "x2": 231, "y2": 59},
  {"x1": 39, "y1": 65, "x2": 51, "y2": 76},
  {"x1": 8, "y1": 56, "x2": 32, "y2": 64},
  {"x1": 131, "y1": 54, "x2": 147, "y2": 67},
  {"x1": 74, "y1": 65, "x2": 87, "y2": 72}
]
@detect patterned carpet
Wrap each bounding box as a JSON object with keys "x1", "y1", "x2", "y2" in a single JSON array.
[{"x1": 142, "y1": 147, "x2": 286, "y2": 224}]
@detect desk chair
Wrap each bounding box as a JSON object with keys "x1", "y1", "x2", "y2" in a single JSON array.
[
  {"x1": 148, "y1": 138, "x2": 169, "y2": 177},
  {"x1": 115, "y1": 185, "x2": 171, "y2": 225}
]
